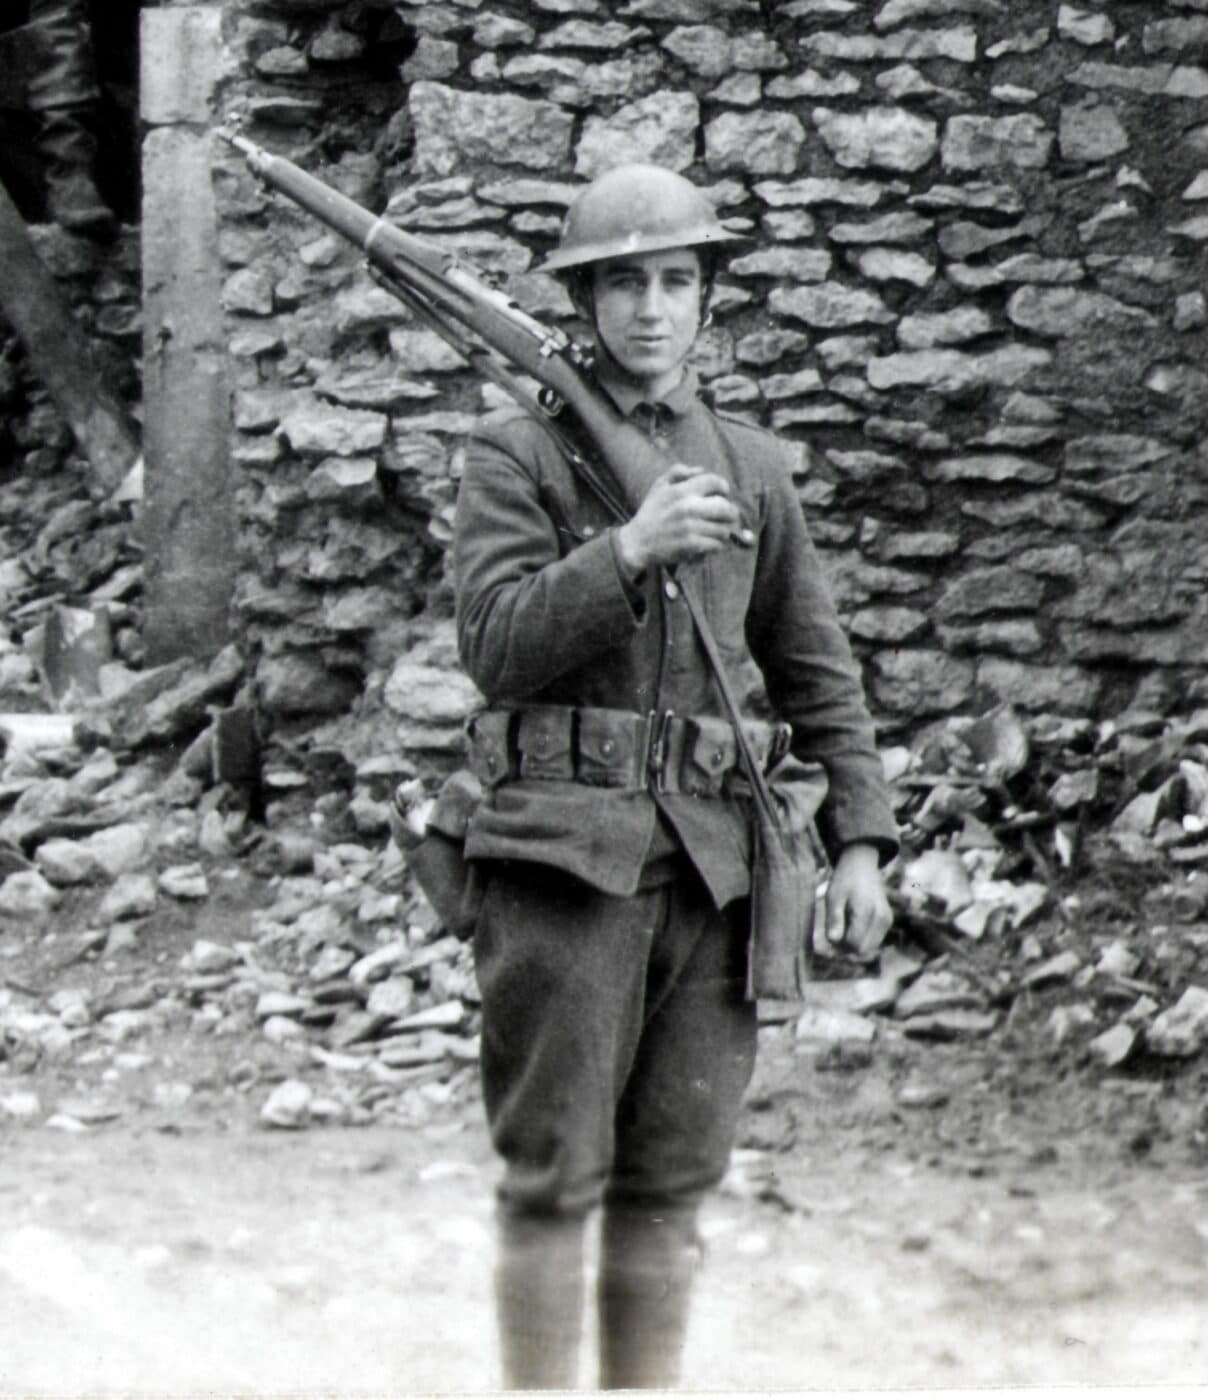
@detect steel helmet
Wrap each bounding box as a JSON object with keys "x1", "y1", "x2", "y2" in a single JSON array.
[{"x1": 538, "y1": 163, "x2": 745, "y2": 274}]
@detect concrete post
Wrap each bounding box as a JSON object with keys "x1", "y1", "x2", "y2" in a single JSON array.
[{"x1": 140, "y1": 5, "x2": 234, "y2": 664}]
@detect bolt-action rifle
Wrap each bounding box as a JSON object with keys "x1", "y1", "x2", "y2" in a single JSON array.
[
  {"x1": 219, "y1": 129, "x2": 672, "y2": 525},
  {"x1": 221, "y1": 129, "x2": 824, "y2": 1001}
]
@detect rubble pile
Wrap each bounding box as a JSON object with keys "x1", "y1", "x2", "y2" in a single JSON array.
[
  {"x1": 796, "y1": 702, "x2": 1208, "y2": 1070},
  {"x1": 0, "y1": 465, "x2": 477, "y2": 1134}
]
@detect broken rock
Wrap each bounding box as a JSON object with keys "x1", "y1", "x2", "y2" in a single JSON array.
[
  {"x1": 261, "y1": 1078, "x2": 313, "y2": 1129},
  {"x1": 1146, "y1": 986, "x2": 1208, "y2": 1057}
]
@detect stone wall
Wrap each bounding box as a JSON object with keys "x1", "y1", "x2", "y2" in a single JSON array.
[
  {"x1": 0, "y1": 226, "x2": 141, "y2": 482},
  {"x1": 209, "y1": 0, "x2": 1208, "y2": 761}
]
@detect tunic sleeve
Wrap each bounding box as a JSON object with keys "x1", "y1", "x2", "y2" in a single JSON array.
[{"x1": 454, "y1": 424, "x2": 646, "y2": 701}]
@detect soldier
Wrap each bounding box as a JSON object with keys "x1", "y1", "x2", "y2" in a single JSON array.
[
  {"x1": 2, "y1": 0, "x2": 114, "y2": 234},
  {"x1": 453, "y1": 163, "x2": 899, "y2": 1390}
]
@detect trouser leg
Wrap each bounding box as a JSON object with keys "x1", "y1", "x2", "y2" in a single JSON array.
[
  {"x1": 474, "y1": 863, "x2": 756, "y2": 1391},
  {"x1": 25, "y1": 0, "x2": 112, "y2": 234},
  {"x1": 598, "y1": 1196, "x2": 700, "y2": 1391},
  {"x1": 495, "y1": 1208, "x2": 588, "y2": 1391},
  {"x1": 600, "y1": 882, "x2": 757, "y2": 1391}
]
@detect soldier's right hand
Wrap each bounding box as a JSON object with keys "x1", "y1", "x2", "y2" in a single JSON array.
[{"x1": 615, "y1": 464, "x2": 752, "y2": 575}]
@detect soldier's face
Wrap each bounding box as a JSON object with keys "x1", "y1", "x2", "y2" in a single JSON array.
[{"x1": 590, "y1": 250, "x2": 704, "y2": 399}]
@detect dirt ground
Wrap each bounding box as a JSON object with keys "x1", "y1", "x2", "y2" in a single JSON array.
[{"x1": 4, "y1": 868, "x2": 1208, "y2": 1396}]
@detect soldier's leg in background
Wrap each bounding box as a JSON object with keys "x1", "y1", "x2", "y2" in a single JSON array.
[
  {"x1": 599, "y1": 879, "x2": 757, "y2": 1390},
  {"x1": 474, "y1": 864, "x2": 662, "y2": 1389},
  {"x1": 25, "y1": 0, "x2": 112, "y2": 234}
]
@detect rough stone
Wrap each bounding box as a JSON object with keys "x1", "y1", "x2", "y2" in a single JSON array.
[
  {"x1": 938, "y1": 567, "x2": 1046, "y2": 620},
  {"x1": 709, "y1": 73, "x2": 762, "y2": 106},
  {"x1": 472, "y1": 13, "x2": 536, "y2": 46},
  {"x1": 871, "y1": 650, "x2": 976, "y2": 715},
  {"x1": 705, "y1": 110, "x2": 806, "y2": 174},
  {"x1": 1059, "y1": 103, "x2": 1130, "y2": 163},
  {"x1": 760, "y1": 369, "x2": 825, "y2": 400},
  {"x1": 926, "y1": 454, "x2": 1055, "y2": 486},
  {"x1": 1070, "y1": 62, "x2": 1208, "y2": 100},
  {"x1": 99, "y1": 873, "x2": 158, "y2": 923},
  {"x1": 388, "y1": 329, "x2": 465, "y2": 374},
  {"x1": 1174, "y1": 291, "x2": 1208, "y2": 331},
  {"x1": 619, "y1": 0, "x2": 758, "y2": 17},
  {"x1": 897, "y1": 306, "x2": 993, "y2": 347},
  {"x1": 937, "y1": 217, "x2": 1043, "y2": 259},
  {"x1": 384, "y1": 661, "x2": 483, "y2": 724},
  {"x1": 662, "y1": 25, "x2": 735, "y2": 77},
  {"x1": 0, "y1": 870, "x2": 61, "y2": 917},
  {"x1": 401, "y1": 37, "x2": 459, "y2": 82},
  {"x1": 409, "y1": 83, "x2": 574, "y2": 176},
  {"x1": 257, "y1": 654, "x2": 361, "y2": 717},
  {"x1": 947, "y1": 256, "x2": 1084, "y2": 290},
  {"x1": 770, "y1": 283, "x2": 895, "y2": 328},
  {"x1": 962, "y1": 494, "x2": 1105, "y2": 532},
  {"x1": 942, "y1": 115, "x2": 1055, "y2": 171},
  {"x1": 867, "y1": 345, "x2": 1051, "y2": 394},
  {"x1": 734, "y1": 330, "x2": 811, "y2": 366},
  {"x1": 222, "y1": 268, "x2": 274, "y2": 316},
  {"x1": 815, "y1": 335, "x2": 879, "y2": 370},
  {"x1": 1006, "y1": 286, "x2": 1155, "y2": 337},
  {"x1": 875, "y1": 64, "x2": 972, "y2": 107},
  {"x1": 877, "y1": 530, "x2": 959, "y2": 561},
  {"x1": 1063, "y1": 436, "x2": 1172, "y2": 475},
  {"x1": 304, "y1": 459, "x2": 379, "y2": 506},
  {"x1": 986, "y1": 25, "x2": 1049, "y2": 60},
  {"x1": 803, "y1": 27, "x2": 977, "y2": 63},
  {"x1": 1143, "y1": 17, "x2": 1208, "y2": 56},
  {"x1": 1058, "y1": 5, "x2": 1115, "y2": 46},
  {"x1": 854, "y1": 249, "x2": 935, "y2": 286},
  {"x1": 578, "y1": 92, "x2": 700, "y2": 175},
  {"x1": 754, "y1": 177, "x2": 884, "y2": 208},
  {"x1": 278, "y1": 405, "x2": 387, "y2": 457},
  {"x1": 828, "y1": 211, "x2": 933, "y2": 244},
  {"x1": 812, "y1": 107, "x2": 938, "y2": 172},
  {"x1": 1146, "y1": 986, "x2": 1208, "y2": 1057},
  {"x1": 874, "y1": 0, "x2": 1001, "y2": 27},
  {"x1": 760, "y1": 210, "x2": 817, "y2": 240},
  {"x1": 729, "y1": 248, "x2": 831, "y2": 281},
  {"x1": 82, "y1": 824, "x2": 150, "y2": 879},
  {"x1": 766, "y1": 70, "x2": 860, "y2": 99},
  {"x1": 159, "y1": 864, "x2": 209, "y2": 900},
  {"x1": 35, "y1": 838, "x2": 102, "y2": 887},
  {"x1": 539, "y1": 19, "x2": 651, "y2": 47},
  {"x1": 1169, "y1": 214, "x2": 1208, "y2": 241},
  {"x1": 849, "y1": 607, "x2": 929, "y2": 643},
  {"x1": 938, "y1": 620, "x2": 1043, "y2": 658}
]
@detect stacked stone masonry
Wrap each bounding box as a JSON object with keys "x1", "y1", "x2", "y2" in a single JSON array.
[{"x1": 209, "y1": 0, "x2": 1208, "y2": 746}]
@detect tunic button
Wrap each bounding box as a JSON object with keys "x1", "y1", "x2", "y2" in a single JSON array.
[
  {"x1": 712, "y1": 749, "x2": 725, "y2": 767},
  {"x1": 664, "y1": 579, "x2": 680, "y2": 600},
  {"x1": 534, "y1": 733, "x2": 548, "y2": 753},
  {"x1": 601, "y1": 738, "x2": 615, "y2": 757},
  {"x1": 486, "y1": 754, "x2": 498, "y2": 774},
  {"x1": 582, "y1": 525, "x2": 595, "y2": 537}
]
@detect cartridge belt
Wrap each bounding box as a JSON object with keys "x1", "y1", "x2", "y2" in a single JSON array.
[{"x1": 466, "y1": 705, "x2": 790, "y2": 799}]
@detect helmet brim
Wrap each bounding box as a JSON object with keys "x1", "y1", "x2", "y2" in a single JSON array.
[{"x1": 537, "y1": 225, "x2": 748, "y2": 275}]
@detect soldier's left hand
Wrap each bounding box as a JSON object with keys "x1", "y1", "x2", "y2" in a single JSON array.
[{"x1": 823, "y1": 842, "x2": 892, "y2": 961}]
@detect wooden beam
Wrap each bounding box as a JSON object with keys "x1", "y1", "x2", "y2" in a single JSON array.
[{"x1": 0, "y1": 176, "x2": 139, "y2": 495}]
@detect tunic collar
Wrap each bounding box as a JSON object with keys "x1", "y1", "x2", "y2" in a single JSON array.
[{"x1": 594, "y1": 358, "x2": 701, "y2": 427}]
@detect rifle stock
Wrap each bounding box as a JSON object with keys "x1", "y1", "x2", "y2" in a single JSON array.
[{"x1": 221, "y1": 131, "x2": 669, "y2": 514}]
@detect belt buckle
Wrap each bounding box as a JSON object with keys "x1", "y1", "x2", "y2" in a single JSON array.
[{"x1": 647, "y1": 709, "x2": 675, "y2": 793}]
